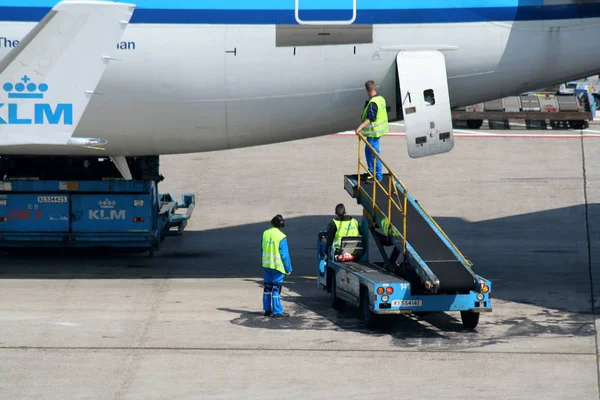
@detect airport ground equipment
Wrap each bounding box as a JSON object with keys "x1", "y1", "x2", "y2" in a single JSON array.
[
  {"x1": 453, "y1": 92, "x2": 593, "y2": 130},
  {"x1": 316, "y1": 134, "x2": 492, "y2": 329},
  {"x1": 0, "y1": 156, "x2": 194, "y2": 255}
]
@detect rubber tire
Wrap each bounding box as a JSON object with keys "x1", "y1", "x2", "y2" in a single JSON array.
[
  {"x1": 569, "y1": 120, "x2": 586, "y2": 130},
  {"x1": 460, "y1": 311, "x2": 480, "y2": 330},
  {"x1": 361, "y1": 288, "x2": 378, "y2": 329},
  {"x1": 330, "y1": 271, "x2": 345, "y2": 311},
  {"x1": 466, "y1": 119, "x2": 483, "y2": 129}
]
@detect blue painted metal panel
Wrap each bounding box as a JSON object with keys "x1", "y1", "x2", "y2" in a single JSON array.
[
  {"x1": 377, "y1": 291, "x2": 491, "y2": 312},
  {"x1": 0, "y1": 193, "x2": 69, "y2": 232},
  {"x1": 70, "y1": 194, "x2": 152, "y2": 233},
  {"x1": 366, "y1": 279, "x2": 491, "y2": 312}
]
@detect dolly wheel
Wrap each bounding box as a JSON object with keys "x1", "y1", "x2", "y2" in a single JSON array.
[
  {"x1": 466, "y1": 119, "x2": 483, "y2": 129},
  {"x1": 330, "y1": 271, "x2": 345, "y2": 311},
  {"x1": 569, "y1": 120, "x2": 586, "y2": 130},
  {"x1": 460, "y1": 311, "x2": 480, "y2": 330}
]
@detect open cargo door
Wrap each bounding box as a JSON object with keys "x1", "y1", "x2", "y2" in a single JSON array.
[{"x1": 396, "y1": 51, "x2": 454, "y2": 158}]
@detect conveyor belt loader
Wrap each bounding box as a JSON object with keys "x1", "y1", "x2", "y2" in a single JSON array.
[{"x1": 316, "y1": 134, "x2": 492, "y2": 329}]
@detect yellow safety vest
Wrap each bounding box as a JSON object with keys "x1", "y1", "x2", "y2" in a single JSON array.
[
  {"x1": 380, "y1": 218, "x2": 390, "y2": 235},
  {"x1": 332, "y1": 218, "x2": 360, "y2": 249},
  {"x1": 262, "y1": 227, "x2": 287, "y2": 274},
  {"x1": 361, "y1": 95, "x2": 389, "y2": 138}
]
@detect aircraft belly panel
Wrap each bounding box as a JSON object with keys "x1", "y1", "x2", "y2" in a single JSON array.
[{"x1": 3, "y1": 15, "x2": 600, "y2": 156}]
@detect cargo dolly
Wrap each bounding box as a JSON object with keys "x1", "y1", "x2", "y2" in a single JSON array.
[
  {"x1": 317, "y1": 134, "x2": 491, "y2": 329},
  {"x1": 452, "y1": 92, "x2": 594, "y2": 130},
  {"x1": 0, "y1": 156, "x2": 194, "y2": 255}
]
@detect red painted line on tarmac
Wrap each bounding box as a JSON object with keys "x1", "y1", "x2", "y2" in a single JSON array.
[
  {"x1": 455, "y1": 135, "x2": 600, "y2": 139},
  {"x1": 331, "y1": 132, "x2": 600, "y2": 139}
]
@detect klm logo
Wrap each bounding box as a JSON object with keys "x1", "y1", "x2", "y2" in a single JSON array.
[
  {"x1": 0, "y1": 75, "x2": 73, "y2": 125},
  {"x1": 89, "y1": 209, "x2": 126, "y2": 220},
  {"x1": 89, "y1": 199, "x2": 126, "y2": 221}
]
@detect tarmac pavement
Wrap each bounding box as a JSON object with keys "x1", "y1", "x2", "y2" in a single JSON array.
[{"x1": 1, "y1": 121, "x2": 599, "y2": 399}]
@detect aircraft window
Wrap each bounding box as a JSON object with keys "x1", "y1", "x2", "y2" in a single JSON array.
[{"x1": 424, "y1": 89, "x2": 435, "y2": 105}]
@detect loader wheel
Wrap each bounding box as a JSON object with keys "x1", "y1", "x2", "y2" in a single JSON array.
[
  {"x1": 460, "y1": 311, "x2": 480, "y2": 330},
  {"x1": 569, "y1": 120, "x2": 586, "y2": 130},
  {"x1": 330, "y1": 271, "x2": 345, "y2": 311}
]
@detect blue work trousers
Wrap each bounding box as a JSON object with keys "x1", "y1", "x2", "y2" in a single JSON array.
[
  {"x1": 263, "y1": 270, "x2": 285, "y2": 315},
  {"x1": 365, "y1": 137, "x2": 383, "y2": 180}
]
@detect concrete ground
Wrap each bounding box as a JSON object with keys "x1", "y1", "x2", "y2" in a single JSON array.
[{"x1": 1, "y1": 120, "x2": 600, "y2": 399}]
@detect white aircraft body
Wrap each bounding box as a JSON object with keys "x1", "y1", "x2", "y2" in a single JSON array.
[{"x1": 1, "y1": 0, "x2": 600, "y2": 159}]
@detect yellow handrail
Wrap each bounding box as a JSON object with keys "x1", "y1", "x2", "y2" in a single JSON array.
[
  {"x1": 355, "y1": 133, "x2": 467, "y2": 265},
  {"x1": 355, "y1": 133, "x2": 407, "y2": 254}
]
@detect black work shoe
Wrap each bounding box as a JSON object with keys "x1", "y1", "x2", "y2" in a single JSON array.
[
  {"x1": 264, "y1": 311, "x2": 272, "y2": 317},
  {"x1": 365, "y1": 177, "x2": 374, "y2": 184},
  {"x1": 271, "y1": 313, "x2": 289, "y2": 318}
]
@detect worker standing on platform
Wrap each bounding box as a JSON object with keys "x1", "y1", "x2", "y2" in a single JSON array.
[
  {"x1": 261, "y1": 214, "x2": 292, "y2": 318},
  {"x1": 355, "y1": 80, "x2": 389, "y2": 183},
  {"x1": 326, "y1": 204, "x2": 361, "y2": 260}
]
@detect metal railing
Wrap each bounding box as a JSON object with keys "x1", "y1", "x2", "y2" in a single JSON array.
[
  {"x1": 356, "y1": 133, "x2": 408, "y2": 254},
  {"x1": 355, "y1": 133, "x2": 472, "y2": 267}
]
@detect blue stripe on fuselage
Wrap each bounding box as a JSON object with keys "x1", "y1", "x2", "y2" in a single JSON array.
[
  {"x1": 0, "y1": 4, "x2": 598, "y2": 24},
  {"x1": 0, "y1": 0, "x2": 546, "y2": 9}
]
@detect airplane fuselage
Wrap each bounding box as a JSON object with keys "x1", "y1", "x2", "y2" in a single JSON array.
[{"x1": 1, "y1": 1, "x2": 600, "y2": 156}]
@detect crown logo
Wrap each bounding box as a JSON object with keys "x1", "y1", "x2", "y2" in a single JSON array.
[
  {"x1": 3, "y1": 75, "x2": 49, "y2": 99},
  {"x1": 98, "y1": 199, "x2": 116, "y2": 209}
]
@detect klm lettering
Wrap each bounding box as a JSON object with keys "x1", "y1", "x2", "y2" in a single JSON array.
[
  {"x1": 0, "y1": 103, "x2": 73, "y2": 125},
  {"x1": 89, "y1": 209, "x2": 126, "y2": 220},
  {"x1": 1, "y1": 76, "x2": 73, "y2": 125}
]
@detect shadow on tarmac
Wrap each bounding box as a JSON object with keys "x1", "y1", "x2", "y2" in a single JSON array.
[
  {"x1": 1, "y1": 203, "x2": 596, "y2": 341},
  {"x1": 217, "y1": 276, "x2": 471, "y2": 341}
]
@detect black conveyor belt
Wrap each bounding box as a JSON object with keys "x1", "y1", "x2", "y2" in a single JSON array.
[{"x1": 351, "y1": 174, "x2": 475, "y2": 293}]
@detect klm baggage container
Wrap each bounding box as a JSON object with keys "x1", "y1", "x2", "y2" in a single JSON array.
[{"x1": 0, "y1": 180, "x2": 162, "y2": 251}]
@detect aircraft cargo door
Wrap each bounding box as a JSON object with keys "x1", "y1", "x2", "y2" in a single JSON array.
[{"x1": 396, "y1": 51, "x2": 454, "y2": 158}]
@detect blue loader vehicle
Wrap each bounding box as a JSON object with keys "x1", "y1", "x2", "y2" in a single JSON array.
[{"x1": 316, "y1": 135, "x2": 492, "y2": 329}]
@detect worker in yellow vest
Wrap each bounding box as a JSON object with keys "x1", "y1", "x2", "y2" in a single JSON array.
[
  {"x1": 355, "y1": 80, "x2": 389, "y2": 183},
  {"x1": 261, "y1": 214, "x2": 293, "y2": 318},
  {"x1": 325, "y1": 204, "x2": 361, "y2": 261}
]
